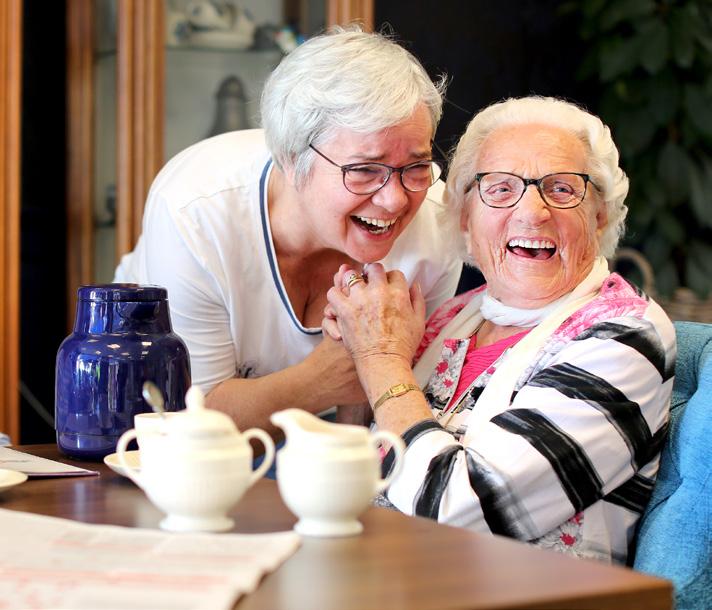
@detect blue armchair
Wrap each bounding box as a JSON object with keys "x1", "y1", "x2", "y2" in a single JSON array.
[{"x1": 634, "y1": 321, "x2": 712, "y2": 610}]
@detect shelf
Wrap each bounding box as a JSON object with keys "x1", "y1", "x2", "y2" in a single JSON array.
[{"x1": 95, "y1": 45, "x2": 284, "y2": 59}]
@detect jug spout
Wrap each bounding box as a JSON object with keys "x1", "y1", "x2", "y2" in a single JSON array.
[
  {"x1": 270, "y1": 408, "x2": 327, "y2": 437},
  {"x1": 271, "y1": 408, "x2": 370, "y2": 447}
]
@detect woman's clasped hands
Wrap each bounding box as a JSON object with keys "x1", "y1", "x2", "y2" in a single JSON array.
[{"x1": 322, "y1": 263, "x2": 426, "y2": 373}]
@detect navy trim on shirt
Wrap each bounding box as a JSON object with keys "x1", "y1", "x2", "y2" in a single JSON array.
[{"x1": 259, "y1": 160, "x2": 321, "y2": 336}]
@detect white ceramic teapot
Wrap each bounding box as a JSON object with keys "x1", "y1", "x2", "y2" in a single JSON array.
[
  {"x1": 270, "y1": 409, "x2": 405, "y2": 537},
  {"x1": 116, "y1": 385, "x2": 274, "y2": 532}
]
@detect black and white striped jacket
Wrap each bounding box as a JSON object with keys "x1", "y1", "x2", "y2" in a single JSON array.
[{"x1": 382, "y1": 275, "x2": 676, "y2": 564}]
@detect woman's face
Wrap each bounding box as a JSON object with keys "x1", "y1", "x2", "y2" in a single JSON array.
[
  {"x1": 293, "y1": 104, "x2": 434, "y2": 264},
  {"x1": 463, "y1": 123, "x2": 608, "y2": 308}
]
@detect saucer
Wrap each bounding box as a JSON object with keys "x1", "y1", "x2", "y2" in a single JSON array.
[
  {"x1": 0, "y1": 468, "x2": 28, "y2": 492},
  {"x1": 104, "y1": 451, "x2": 141, "y2": 477}
]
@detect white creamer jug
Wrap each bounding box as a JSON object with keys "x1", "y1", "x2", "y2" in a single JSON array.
[
  {"x1": 117, "y1": 386, "x2": 274, "y2": 532},
  {"x1": 271, "y1": 408, "x2": 405, "y2": 537}
]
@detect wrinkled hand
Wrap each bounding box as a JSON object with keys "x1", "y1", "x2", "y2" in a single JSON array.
[
  {"x1": 302, "y1": 333, "x2": 367, "y2": 407},
  {"x1": 323, "y1": 263, "x2": 426, "y2": 370}
]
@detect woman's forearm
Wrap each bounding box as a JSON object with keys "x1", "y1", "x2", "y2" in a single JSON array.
[
  {"x1": 205, "y1": 362, "x2": 330, "y2": 439},
  {"x1": 356, "y1": 355, "x2": 434, "y2": 437},
  {"x1": 205, "y1": 335, "x2": 368, "y2": 437}
]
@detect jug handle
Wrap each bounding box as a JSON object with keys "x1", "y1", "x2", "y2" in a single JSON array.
[
  {"x1": 116, "y1": 429, "x2": 143, "y2": 489},
  {"x1": 371, "y1": 430, "x2": 406, "y2": 494},
  {"x1": 244, "y1": 428, "x2": 276, "y2": 485}
]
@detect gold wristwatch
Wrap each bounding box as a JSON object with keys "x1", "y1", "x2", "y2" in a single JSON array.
[{"x1": 373, "y1": 383, "x2": 421, "y2": 411}]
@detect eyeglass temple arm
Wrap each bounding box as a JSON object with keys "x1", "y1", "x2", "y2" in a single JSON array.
[{"x1": 309, "y1": 144, "x2": 338, "y2": 168}]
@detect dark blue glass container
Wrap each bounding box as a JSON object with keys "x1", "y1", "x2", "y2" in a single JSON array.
[{"x1": 55, "y1": 284, "x2": 191, "y2": 460}]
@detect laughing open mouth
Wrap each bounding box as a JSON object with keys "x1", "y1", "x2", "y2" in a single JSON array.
[
  {"x1": 507, "y1": 238, "x2": 557, "y2": 260},
  {"x1": 351, "y1": 215, "x2": 397, "y2": 235}
]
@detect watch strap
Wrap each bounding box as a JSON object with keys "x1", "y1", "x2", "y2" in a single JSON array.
[{"x1": 373, "y1": 383, "x2": 421, "y2": 411}]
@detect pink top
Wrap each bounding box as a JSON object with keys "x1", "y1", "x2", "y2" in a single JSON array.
[{"x1": 449, "y1": 330, "x2": 529, "y2": 405}]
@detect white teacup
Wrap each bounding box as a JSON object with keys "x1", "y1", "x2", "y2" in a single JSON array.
[{"x1": 130, "y1": 411, "x2": 180, "y2": 453}]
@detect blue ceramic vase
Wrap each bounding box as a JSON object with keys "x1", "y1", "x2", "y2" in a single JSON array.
[{"x1": 55, "y1": 284, "x2": 191, "y2": 460}]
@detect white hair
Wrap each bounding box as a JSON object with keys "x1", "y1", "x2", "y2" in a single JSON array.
[
  {"x1": 444, "y1": 96, "x2": 629, "y2": 261},
  {"x1": 260, "y1": 26, "x2": 446, "y2": 186}
]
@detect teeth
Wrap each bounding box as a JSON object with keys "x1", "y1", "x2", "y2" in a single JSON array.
[
  {"x1": 508, "y1": 238, "x2": 555, "y2": 249},
  {"x1": 355, "y1": 216, "x2": 397, "y2": 229}
]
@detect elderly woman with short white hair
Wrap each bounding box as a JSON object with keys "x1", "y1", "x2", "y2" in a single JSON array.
[
  {"x1": 115, "y1": 27, "x2": 462, "y2": 436},
  {"x1": 324, "y1": 96, "x2": 676, "y2": 564}
]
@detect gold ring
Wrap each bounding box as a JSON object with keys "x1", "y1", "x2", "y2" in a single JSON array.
[{"x1": 345, "y1": 273, "x2": 365, "y2": 289}]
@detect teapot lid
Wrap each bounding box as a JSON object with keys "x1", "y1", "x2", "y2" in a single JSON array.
[
  {"x1": 78, "y1": 284, "x2": 167, "y2": 303},
  {"x1": 166, "y1": 385, "x2": 237, "y2": 440}
]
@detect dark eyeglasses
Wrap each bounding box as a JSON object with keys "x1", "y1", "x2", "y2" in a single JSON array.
[
  {"x1": 465, "y1": 172, "x2": 600, "y2": 209},
  {"x1": 309, "y1": 144, "x2": 443, "y2": 195}
]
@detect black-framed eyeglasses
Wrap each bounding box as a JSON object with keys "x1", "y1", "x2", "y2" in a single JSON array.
[
  {"x1": 309, "y1": 144, "x2": 443, "y2": 195},
  {"x1": 465, "y1": 171, "x2": 600, "y2": 209}
]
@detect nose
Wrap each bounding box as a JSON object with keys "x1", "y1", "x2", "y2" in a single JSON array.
[
  {"x1": 513, "y1": 183, "x2": 551, "y2": 224},
  {"x1": 370, "y1": 171, "x2": 410, "y2": 212}
]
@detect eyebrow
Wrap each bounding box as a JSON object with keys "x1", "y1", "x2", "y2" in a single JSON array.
[{"x1": 348, "y1": 148, "x2": 433, "y2": 163}]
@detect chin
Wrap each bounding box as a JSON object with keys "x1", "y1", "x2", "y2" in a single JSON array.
[
  {"x1": 489, "y1": 278, "x2": 565, "y2": 308},
  {"x1": 352, "y1": 251, "x2": 388, "y2": 265},
  {"x1": 348, "y1": 241, "x2": 397, "y2": 265}
]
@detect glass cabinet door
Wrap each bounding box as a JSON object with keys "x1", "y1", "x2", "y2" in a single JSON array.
[
  {"x1": 91, "y1": 0, "x2": 328, "y2": 283},
  {"x1": 163, "y1": 0, "x2": 307, "y2": 162},
  {"x1": 93, "y1": 0, "x2": 118, "y2": 284}
]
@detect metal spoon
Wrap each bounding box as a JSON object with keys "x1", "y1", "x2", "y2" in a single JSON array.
[{"x1": 142, "y1": 381, "x2": 166, "y2": 419}]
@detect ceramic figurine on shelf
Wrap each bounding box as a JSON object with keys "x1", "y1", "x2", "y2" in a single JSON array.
[
  {"x1": 274, "y1": 26, "x2": 300, "y2": 54},
  {"x1": 185, "y1": 0, "x2": 256, "y2": 50},
  {"x1": 166, "y1": 9, "x2": 192, "y2": 47},
  {"x1": 186, "y1": 0, "x2": 232, "y2": 30},
  {"x1": 206, "y1": 75, "x2": 249, "y2": 137},
  {"x1": 253, "y1": 24, "x2": 282, "y2": 52}
]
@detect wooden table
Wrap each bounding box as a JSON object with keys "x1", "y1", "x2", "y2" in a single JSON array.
[{"x1": 1, "y1": 445, "x2": 672, "y2": 610}]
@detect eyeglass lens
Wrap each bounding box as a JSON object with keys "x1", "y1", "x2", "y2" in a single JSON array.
[
  {"x1": 345, "y1": 161, "x2": 442, "y2": 195},
  {"x1": 478, "y1": 173, "x2": 587, "y2": 208}
]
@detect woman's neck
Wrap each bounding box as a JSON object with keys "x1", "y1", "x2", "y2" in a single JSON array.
[
  {"x1": 475, "y1": 320, "x2": 529, "y2": 349},
  {"x1": 268, "y1": 167, "x2": 310, "y2": 258}
]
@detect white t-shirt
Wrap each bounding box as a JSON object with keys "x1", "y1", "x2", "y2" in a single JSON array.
[{"x1": 115, "y1": 129, "x2": 462, "y2": 393}]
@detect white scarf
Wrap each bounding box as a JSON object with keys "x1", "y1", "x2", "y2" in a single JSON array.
[
  {"x1": 481, "y1": 291, "x2": 568, "y2": 327},
  {"x1": 413, "y1": 257, "x2": 611, "y2": 442}
]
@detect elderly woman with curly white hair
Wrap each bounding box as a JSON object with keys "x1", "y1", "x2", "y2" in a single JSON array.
[{"x1": 324, "y1": 96, "x2": 676, "y2": 564}]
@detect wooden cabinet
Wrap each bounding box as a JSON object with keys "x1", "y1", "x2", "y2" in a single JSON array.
[{"x1": 0, "y1": 0, "x2": 21, "y2": 442}]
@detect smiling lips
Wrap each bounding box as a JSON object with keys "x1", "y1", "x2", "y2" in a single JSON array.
[
  {"x1": 352, "y1": 215, "x2": 398, "y2": 235},
  {"x1": 507, "y1": 237, "x2": 557, "y2": 260}
]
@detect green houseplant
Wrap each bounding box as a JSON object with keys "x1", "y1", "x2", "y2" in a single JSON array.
[{"x1": 562, "y1": 0, "x2": 712, "y2": 301}]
